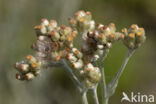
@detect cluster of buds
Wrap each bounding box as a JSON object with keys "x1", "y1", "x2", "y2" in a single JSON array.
[
  {"x1": 66, "y1": 48, "x2": 101, "y2": 88},
  {"x1": 69, "y1": 10, "x2": 95, "y2": 32},
  {"x1": 14, "y1": 55, "x2": 42, "y2": 80},
  {"x1": 34, "y1": 19, "x2": 57, "y2": 36},
  {"x1": 66, "y1": 48, "x2": 83, "y2": 69},
  {"x1": 82, "y1": 63, "x2": 101, "y2": 88},
  {"x1": 15, "y1": 18, "x2": 77, "y2": 80},
  {"x1": 32, "y1": 18, "x2": 77, "y2": 63},
  {"x1": 81, "y1": 23, "x2": 124, "y2": 63},
  {"x1": 122, "y1": 24, "x2": 146, "y2": 49}
]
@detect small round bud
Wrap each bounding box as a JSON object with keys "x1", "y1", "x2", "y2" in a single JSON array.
[
  {"x1": 50, "y1": 30, "x2": 60, "y2": 41},
  {"x1": 66, "y1": 53, "x2": 77, "y2": 63},
  {"x1": 72, "y1": 59, "x2": 83, "y2": 69},
  {"x1": 97, "y1": 24, "x2": 104, "y2": 29},
  {"x1": 48, "y1": 20, "x2": 57, "y2": 32},
  {"x1": 20, "y1": 64, "x2": 29, "y2": 72},
  {"x1": 41, "y1": 18, "x2": 49, "y2": 26},
  {"x1": 129, "y1": 33, "x2": 135, "y2": 38},
  {"x1": 67, "y1": 36, "x2": 73, "y2": 42},
  {"x1": 34, "y1": 25, "x2": 47, "y2": 35},
  {"x1": 68, "y1": 18, "x2": 77, "y2": 26},
  {"x1": 72, "y1": 48, "x2": 83, "y2": 59},
  {"x1": 86, "y1": 11, "x2": 92, "y2": 20},
  {"x1": 26, "y1": 55, "x2": 33, "y2": 60},
  {"x1": 31, "y1": 62, "x2": 38, "y2": 68},
  {"x1": 16, "y1": 73, "x2": 24, "y2": 80},
  {"x1": 122, "y1": 28, "x2": 127, "y2": 33},
  {"x1": 75, "y1": 10, "x2": 86, "y2": 20},
  {"x1": 85, "y1": 63, "x2": 94, "y2": 71},
  {"x1": 130, "y1": 24, "x2": 138, "y2": 30},
  {"x1": 25, "y1": 73, "x2": 35, "y2": 80},
  {"x1": 26, "y1": 55, "x2": 36, "y2": 64},
  {"x1": 40, "y1": 25, "x2": 47, "y2": 35},
  {"x1": 38, "y1": 36, "x2": 47, "y2": 41},
  {"x1": 87, "y1": 67, "x2": 101, "y2": 83},
  {"x1": 106, "y1": 42, "x2": 112, "y2": 48},
  {"x1": 97, "y1": 45, "x2": 104, "y2": 49},
  {"x1": 120, "y1": 33, "x2": 125, "y2": 39}
]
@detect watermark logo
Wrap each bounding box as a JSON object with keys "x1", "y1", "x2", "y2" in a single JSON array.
[{"x1": 121, "y1": 92, "x2": 155, "y2": 103}]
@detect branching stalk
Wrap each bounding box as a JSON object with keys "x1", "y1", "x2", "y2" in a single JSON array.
[
  {"x1": 91, "y1": 84, "x2": 99, "y2": 104},
  {"x1": 61, "y1": 59, "x2": 84, "y2": 91},
  {"x1": 61, "y1": 59, "x2": 89, "y2": 104},
  {"x1": 81, "y1": 91, "x2": 89, "y2": 104},
  {"x1": 107, "y1": 49, "x2": 135, "y2": 96},
  {"x1": 100, "y1": 50, "x2": 109, "y2": 104}
]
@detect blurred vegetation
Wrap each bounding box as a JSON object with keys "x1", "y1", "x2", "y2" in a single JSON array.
[{"x1": 0, "y1": 0, "x2": 156, "y2": 104}]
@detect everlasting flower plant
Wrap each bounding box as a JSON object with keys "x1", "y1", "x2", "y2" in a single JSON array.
[{"x1": 14, "y1": 10, "x2": 146, "y2": 104}]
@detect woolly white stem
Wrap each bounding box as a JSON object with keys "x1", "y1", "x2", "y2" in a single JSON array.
[
  {"x1": 100, "y1": 50, "x2": 109, "y2": 104},
  {"x1": 92, "y1": 84, "x2": 99, "y2": 104},
  {"x1": 61, "y1": 59, "x2": 84, "y2": 91},
  {"x1": 107, "y1": 49, "x2": 135, "y2": 97},
  {"x1": 81, "y1": 91, "x2": 88, "y2": 104}
]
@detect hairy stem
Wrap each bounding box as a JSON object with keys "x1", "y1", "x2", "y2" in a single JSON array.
[
  {"x1": 107, "y1": 49, "x2": 135, "y2": 96},
  {"x1": 61, "y1": 59, "x2": 84, "y2": 91},
  {"x1": 92, "y1": 85, "x2": 99, "y2": 104},
  {"x1": 81, "y1": 91, "x2": 88, "y2": 104},
  {"x1": 100, "y1": 50, "x2": 109, "y2": 104},
  {"x1": 101, "y1": 67, "x2": 108, "y2": 104},
  {"x1": 61, "y1": 59, "x2": 89, "y2": 104}
]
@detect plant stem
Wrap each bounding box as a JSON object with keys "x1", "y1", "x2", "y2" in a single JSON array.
[
  {"x1": 108, "y1": 49, "x2": 134, "y2": 96},
  {"x1": 81, "y1": 91, "x2": 88, "y2": 104},
  {"x1": 103, "y1": 98, "x2": 109, "y2": 104},
  {"x1": 61, "y1": 59, "x2": 84, "y2": 91},
  {"x1": 100, "y1": 50, "x2": 109, "y2": 104},
  {"x1": 101, "y1": 66, "x2": 108, "y2": 104},
  {"x1": 92, "y1": 85, "x2": 99, "y2": 104},
  {"x1": 61, "y1": 59, "x2": 89, "y2": 104}
]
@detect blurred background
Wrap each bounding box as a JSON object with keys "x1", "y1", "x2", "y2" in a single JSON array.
[{"x1": 0, "y1": 0, "x2": 156, "y2": 104}]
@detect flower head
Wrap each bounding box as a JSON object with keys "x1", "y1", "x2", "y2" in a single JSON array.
[
  {"x1": 122, "y1": 24, "x2": 146, "y2": 49},
  {"x1": 14, "y1": 55, "x2": 41, "y2": 80}
]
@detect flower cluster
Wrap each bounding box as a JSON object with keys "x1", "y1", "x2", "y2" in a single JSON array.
[
  {"x1": 66, "y1": 11, "x2": 126, "y2": 88},
  {"x1": 15, "y1": 19, "x2": 77, "y2": 80},
  {"x1": 83, "y1": 63, "x2": 101, "y2": 88},
  {"x1": 14, "y1": 10, "x2": 146, "y2": 88},
  {"x1": 81, "y1": 23, "x2": 124, "y2": 62},
  {"x1": 66, "y1": 47, "x2": 101, "y2": 88},
  {"x1": 33, "y1": 18, "x2": 77, "y2": 62},
  {"x1": 69, "y1": 10, "x2": 95, "y2": 32},
  {"x1": 15, "y1": 55, "x2": 41, "y2": 80},
  {"x1": 122, "y1": 24, "x2": 146, "y2": 49}
]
